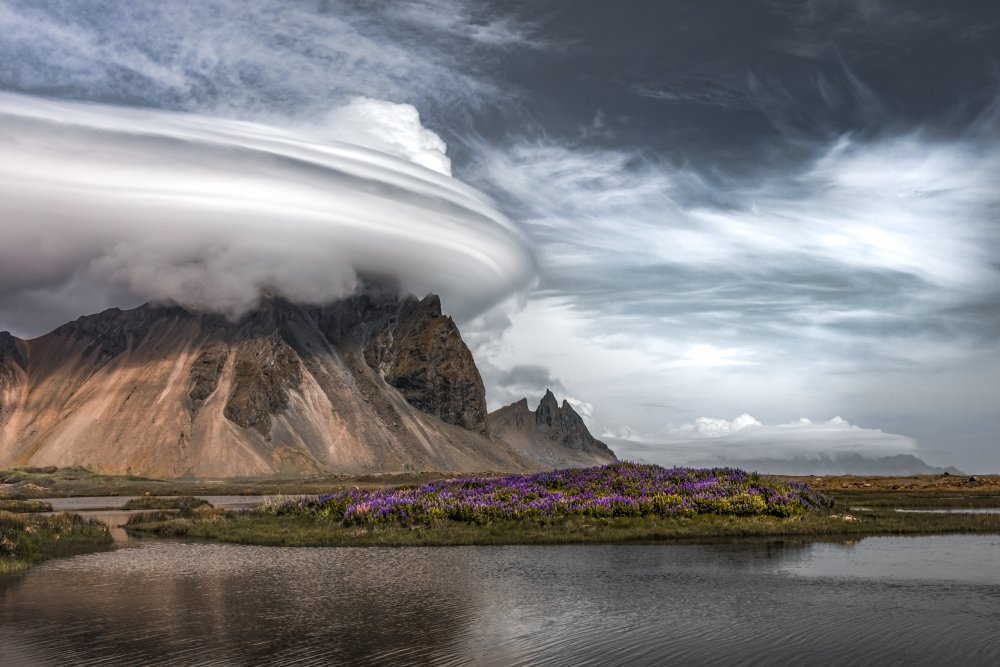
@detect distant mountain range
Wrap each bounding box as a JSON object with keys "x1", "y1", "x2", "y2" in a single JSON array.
[
  {"x1": 715, "y1": 453, "x2": 964, "y2": 476},
  {"x1": 0, "y1": 292, "x2": 614, "y2": 477},
  {"x1": 602, "y1": 439, "x2": 963, "y2": 476}
]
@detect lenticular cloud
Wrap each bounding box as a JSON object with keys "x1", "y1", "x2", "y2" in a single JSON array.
[{"x1": 0, "y1": 92, "x2": 535, "y2": 332}]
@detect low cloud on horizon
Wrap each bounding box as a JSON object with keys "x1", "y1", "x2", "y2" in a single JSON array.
[{"x1": 605, "y1": 413, "x2": 921, "y2": 468}]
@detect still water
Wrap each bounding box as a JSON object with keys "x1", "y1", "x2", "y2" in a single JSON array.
[{"x1": 2, "y1": 535, "x2": 999, "y2": 666}]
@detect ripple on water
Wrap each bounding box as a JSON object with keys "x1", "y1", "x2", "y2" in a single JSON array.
[{"x1": 1, "y1": 537, "x2": 999, "y2": 666}]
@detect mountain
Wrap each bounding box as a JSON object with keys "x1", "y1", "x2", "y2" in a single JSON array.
[
  {"x1": 602, "y1": 439, "x2": 964, "y2": 476},
  {"x1": 488, "y1": 390, "x2": 616, "y2": 467},
  {"x1": 0, "y1": 291, "x2": 549, "y2": 477},
  {"x1": 702, "y1": 453, "x2": 965, "y2": 476}
]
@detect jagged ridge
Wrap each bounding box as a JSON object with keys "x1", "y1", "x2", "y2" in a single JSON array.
[
  {"x1": 0, "y1": 292, "x2": 528, "y2": 477},
  {"x1": 488, "y1": 389, "x2": 616, "y2": 467}
]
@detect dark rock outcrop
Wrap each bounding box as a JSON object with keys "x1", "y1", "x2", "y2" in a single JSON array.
[
  {"x1": 489, "y1": 389, "x2": 616, "y2": 467},
  {"x1": 187, "y1": 343, "x2": 229, "y2": 407},
  {"x1": 364, "y1": 295, "x2": 488, "y2": 433},
  {"x1": 0, "y1": 332, "x2": 27, "y2": 371},
  {"x1": 224, "y1": 336, "x2": 302, "y2": 437},
  {"x1": 0, "y1": 332, "x2": 28, "y2": 418}
]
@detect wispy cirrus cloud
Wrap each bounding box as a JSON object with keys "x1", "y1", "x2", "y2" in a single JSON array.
[
  {"x1": 468, "y1": 128, "x2": 1000, "y2": 465},
  {"x1": 474, "y1": 132, "x2": 1000, "y2": 360},
  {"x1": 0, "y1": 0, "x2": 537, "y2": 121}
]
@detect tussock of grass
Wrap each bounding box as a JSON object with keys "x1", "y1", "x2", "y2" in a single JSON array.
[
  {"x1": 0, "y1": 499, "x2": 53, "y2": 513},
  {"x1": 1, "y1": 511, "x2": 114, "y2": 574},
  {"x1": 122, "y1": 496, "x2": 212, "y2": 511}
]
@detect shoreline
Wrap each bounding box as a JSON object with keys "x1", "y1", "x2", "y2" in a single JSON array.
[
  {"x1": 124, "y1": 507, "x2": 1000, "y2": 548},
  {"x1": 5, "y1": 465, "x2": 1000, "y2": 571}
]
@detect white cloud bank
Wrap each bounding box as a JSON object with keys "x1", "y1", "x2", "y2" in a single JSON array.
[
  {"x1": 607, "y1": 414, "x2": 919, "y2": 466},
  {"x1": 0, "y1": 92, "x2": 536, "y2": 335}
]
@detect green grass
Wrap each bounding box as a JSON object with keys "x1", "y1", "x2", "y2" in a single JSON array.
[
  {"x1": 0, "y1": 465, "x2": 405, "y2": 499},
  {"x1": 125, "y1": 506, "x2": 1000, "y2": 548},
  {"x1": 122, "y1": 496, "x2": 212, "y2": 511},
  {"x1": 0, "y1": 465, "x2": 163, "y2": 498},
  {"x1": 0, "y1": 499, "x2": 53, "y2": 513},
  {"x1": 1, "y1": 511, "x2": 114, "y2": 575},
  {"x1": 831, "y1": 491, "x2": 1000, "y2": 508}
]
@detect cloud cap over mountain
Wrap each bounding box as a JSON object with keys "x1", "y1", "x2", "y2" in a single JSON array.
[{"x1": 0, "y1": 92, "x2": 536, "y2": 335}]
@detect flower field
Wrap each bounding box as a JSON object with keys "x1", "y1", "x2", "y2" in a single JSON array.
[{"x1": 261, "y1": 463, "x2": 832, "y2": 526}]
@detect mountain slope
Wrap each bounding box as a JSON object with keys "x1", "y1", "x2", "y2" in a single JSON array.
[
  {"x1": 0, "y1": 293, "x2": 537, "y2": 477},
  {"x1": 488, "y1": 390, "x2": 616, "y2": 467}
]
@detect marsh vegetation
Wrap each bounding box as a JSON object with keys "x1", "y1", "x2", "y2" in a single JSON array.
[
  {"x1": 0, "y1": 511, "x2": 113, "y2": 574},
  {"x1": 0, "y1": 499, "x2": 52, "y2": 513},
  {"x1": 121, "y1": 496, "x2": 213, "y2": 511}
]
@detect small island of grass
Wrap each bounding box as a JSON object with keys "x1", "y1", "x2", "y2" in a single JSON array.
[
  {"x1": 263, "y1": 463, "x2": 830, "y2": 522},
  {"x1": 126, "y1": 463, "x2": 899, "y2": 546},
  {"x1": 0, "y1": 499, "x2": 53, "y2": 513},
  {"x1": 1, "y1": 511, "x2": 114, "y2": 575},
  {"x1": 122, "y1": 496, "x2": 213, "y2": 511},
  {"x1": 126, "y1": 463, "x2": 1000, "y2": 546}
]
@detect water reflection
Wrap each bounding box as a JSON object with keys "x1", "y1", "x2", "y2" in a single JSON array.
[
  {"x1": 781, "y1": 534, "x2": 1000, "y2": 584},
  {"x1": 1, "y1": 538, "x2": 999, "y2": 666},
  {"x1": 1, "y1": 544, "x2": 480, "y2": 665}
]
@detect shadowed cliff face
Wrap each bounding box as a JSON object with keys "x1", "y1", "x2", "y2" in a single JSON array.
[
  {"x1": 364, "y1": 295, "x2": 488, "y2": 433},
  {"x1": 224, "y1": 336, "x2": 303, "y2": 437},
  {"x1": 187, "y1": 343, "x2": 229, "y2": 408},
  {"x1": 0, "y1": 332, "x2": 26, "y2": 370},
  {"x1": 0, "y1": 292, "x2": 532, "y2": 477},
  {"x1": 0, "y1": 332, "x2": 28, "y2": 420},
  {"x1": 488, "y1": 390, "x2": 616, "y2": 467}
]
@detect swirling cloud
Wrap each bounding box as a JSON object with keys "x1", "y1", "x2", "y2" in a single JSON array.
[{"x1": 0, "y1": 92, "x2": 536, "y2": 335}]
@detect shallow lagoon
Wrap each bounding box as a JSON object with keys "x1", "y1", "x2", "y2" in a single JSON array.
[{"x1": 2, "y1": 534, "x2": 998, "y2": 666}]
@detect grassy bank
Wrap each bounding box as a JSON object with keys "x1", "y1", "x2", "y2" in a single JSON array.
[
  {"x1": 122, "y1": 496, "x2": 213, "y2": 511},
  {"x1": 1, "y1": 511, "x2": 114, "y2": 575},
  {"x1": 830, "y1": 491, "x2": 1000, "y2": 508},
  {"x1": 126, "y1": 507, "x2": 1000, "y2": 547},
  {"x1": 0, "y1": 465, "x2": 464, "y2": 499},
  {"x1": 0, "y1": 499, "x2": 53, "y2": 513}
]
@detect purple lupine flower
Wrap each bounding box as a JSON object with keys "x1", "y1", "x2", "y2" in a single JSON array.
[{"x1": 262, "y1": 462, "x2": 831, "y2": 525}]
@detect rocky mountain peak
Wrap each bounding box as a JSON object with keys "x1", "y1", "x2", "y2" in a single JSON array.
[
  {"x1": 488, "y1": 389, "x2": 616, "y2": 467},
  {"x1": 535, "y1": 389, "x2": 560, "y2": 428},
  {"x1": 0, "y1": 289, "x2": 620, "y2": 476},
  {"x1": 362, "y1": 292, "x2": 487, "y2": 433},
  {"x1": 0, "y1": 331, "x2": 26, "y2": 370}
]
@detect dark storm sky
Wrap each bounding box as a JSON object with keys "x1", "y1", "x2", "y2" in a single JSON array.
[{"x1": 1, "y1": 1, "x2": 998, "y2": 469}]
